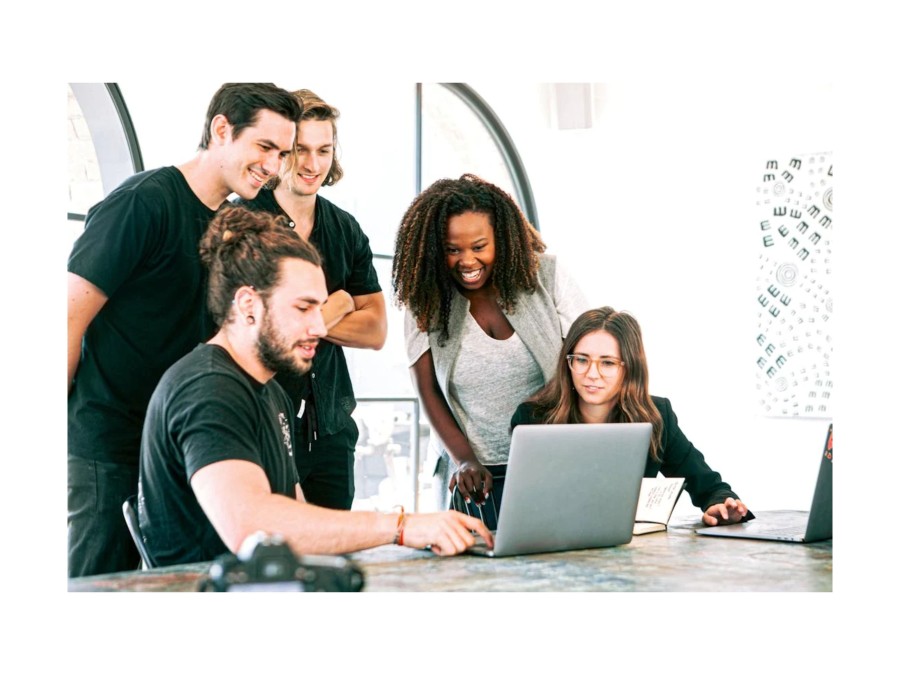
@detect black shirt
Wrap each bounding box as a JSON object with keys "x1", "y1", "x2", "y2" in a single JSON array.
[
  {"x1": 138, "y1": 344, "x2": 299, "y2": 566},
  {"x1": 236, "y1": 190, "x2": 381, "y2": 440},
  {"x1": 68, "y1": 167, "x2": 217, "y2": 465}
]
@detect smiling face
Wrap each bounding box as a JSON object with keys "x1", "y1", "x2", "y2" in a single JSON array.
[
  {"x1": 444, "y1": 211, "x2": 496, "y2": 293},
  {"x1": 570, "y1": 329, "x2": 625, "y2": 422},
  {"x1": 282, "y1": 119, "x2": 335, "y2": 197},
  {"x1": 256, "y1": 258, "x2": 328, "y2": 378},
  {"x1": 219, "y1": 109, "x2": 297, "y2": 201}
]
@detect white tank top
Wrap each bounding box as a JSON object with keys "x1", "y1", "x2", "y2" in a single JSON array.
[{"x1": 448, "y1": 312, "x2": 545, "y2": 464}]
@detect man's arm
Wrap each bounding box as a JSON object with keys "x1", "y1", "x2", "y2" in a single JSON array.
[
  {"x1": 191, "y1": 458, "x2": 492, "y2": 555},
  {"x1": 68, "y1": 272, "x2": 108, "y2": 392},
  {"x1": 321, "y1": 290, "x2": 387, "y2": 349}
]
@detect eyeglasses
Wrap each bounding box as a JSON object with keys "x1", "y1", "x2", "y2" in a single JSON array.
[{"x1": 566, "y1": 354, "x2": 624, "y2": 378}]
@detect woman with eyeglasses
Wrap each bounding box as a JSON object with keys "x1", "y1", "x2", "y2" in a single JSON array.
[
  {"x1": 511, "y1": 306, "x2": 750, "y2": 526},
  {"x1": 392, "y1": 174, "x2": 588, "y2": 510}
]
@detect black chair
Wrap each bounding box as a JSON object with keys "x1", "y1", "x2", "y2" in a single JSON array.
[{"x1": 122, "y1": 495, "x2": 155, "y2": 569}]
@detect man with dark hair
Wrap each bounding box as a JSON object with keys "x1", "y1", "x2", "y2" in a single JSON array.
[
  {"x1": 67, "y1": 83, "x2": 302, "y2": 578},
  {"x1": 239, "y1": 88, "x2": 387, "y2": 511},
  {"x1": 138, "y1": 207, "x2": 491, "y2": 565}
]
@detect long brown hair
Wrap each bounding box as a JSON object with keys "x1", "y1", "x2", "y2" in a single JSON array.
[
  {"x1": 266, "y1": 88, "x2": 344, "y2": 191},
  {"x1": 287, "y1": 88, "x2": 344, "y2": 186},
  {"x1": 526, "y1": 307, "x2": 664, "y2": 460}
]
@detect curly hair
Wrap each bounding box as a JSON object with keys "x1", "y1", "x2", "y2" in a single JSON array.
[
  {"x1": 200, "y1": 205, "x2": 322, "y2": 326},
  {"x1": 391, "y1": 174, "x2": 546, "y2": 345},
  {"x1": 526, "y1": 307, "x2": 664, "y2": 461}
]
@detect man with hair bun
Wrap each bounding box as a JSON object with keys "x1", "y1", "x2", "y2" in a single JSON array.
[
  {"x1": 67, "y1": 83, "x2": 302, "y2": 577},
  {"x1": 137, "y1": 207, "x2": 492, "y2": 566}
]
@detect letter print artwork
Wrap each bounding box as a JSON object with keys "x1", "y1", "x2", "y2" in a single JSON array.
[{"x1": 754, "y1": 152, "x2": 832, "y2": 417}]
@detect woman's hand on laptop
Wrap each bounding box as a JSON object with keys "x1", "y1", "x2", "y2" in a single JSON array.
[
  {"x1": 403, "y1": 512, "x2": 494, "y2": 555},
  {"x1": 702, "y1": 498, "x2": 749, "y2": 526},
  {"x1": 450, "y1": 459, "x2": 493, "y2": 505}
]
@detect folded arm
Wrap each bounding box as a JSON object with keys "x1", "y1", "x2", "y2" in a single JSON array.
[{"x1": 321, "y1": 290, "x2": 387, "y2": 349}]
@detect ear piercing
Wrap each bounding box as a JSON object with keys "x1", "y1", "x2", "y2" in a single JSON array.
[{"x1": 246, "y1": 315, "x2": 255, "y2": 325}]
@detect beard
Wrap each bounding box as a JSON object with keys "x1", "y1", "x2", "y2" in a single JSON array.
[{"x1": 256, "y1": 309, "x2": 316, "y2": 378}]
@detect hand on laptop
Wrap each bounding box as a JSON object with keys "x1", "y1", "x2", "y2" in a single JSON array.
[
  {"x1": 703, "y1": 498, "x2": 749, "y2": 526},
  {"x1": 403, "y1": 511, "x2": 494, "y2": 555},
  {"x1": 449, "y1": 459, "x2": 493, "y2": 505}
]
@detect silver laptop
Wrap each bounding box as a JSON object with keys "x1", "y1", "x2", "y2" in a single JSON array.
[
  {"x1": 695, "y1": 423, "x2": 832, "y2": 543},
  {"x1": 466, "y1": 423, "x2": 651, "y2": 557}
]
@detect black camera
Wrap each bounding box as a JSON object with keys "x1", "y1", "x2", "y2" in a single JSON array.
[{"x1": 200, "y1": 532, "x2": 365, "y2": 592}]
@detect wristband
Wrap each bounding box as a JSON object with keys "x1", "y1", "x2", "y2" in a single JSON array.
[{"x1": 392, "y1": 506, "x2": 407, "y2": 546}]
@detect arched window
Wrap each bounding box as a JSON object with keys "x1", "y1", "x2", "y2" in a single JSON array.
[
  {"x1": 67, "y1": 84, "x2": 142, "y2": 246},
  {"x1": 420, "y1": 83, "x2": 539, "y2": 229}
]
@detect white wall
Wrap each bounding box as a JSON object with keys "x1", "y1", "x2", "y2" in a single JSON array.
[{"x1": 470, "y1": 81, "x2": 834, "y2": 512}]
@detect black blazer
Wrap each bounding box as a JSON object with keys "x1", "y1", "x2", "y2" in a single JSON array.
[{"x1": 510, "y1": 395, "x2": 740, "y2": 511}]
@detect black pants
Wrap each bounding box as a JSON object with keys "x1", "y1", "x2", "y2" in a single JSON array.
[
  {"x1": 295, "y1": 420, "x2": 359, "y2": 511},
  {"x1": 68, "y1": 456, "x2": 140, "y2": 578}
]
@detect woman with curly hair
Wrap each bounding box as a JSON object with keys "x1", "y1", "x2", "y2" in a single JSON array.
[
  {"x1": 511, "y1": 307, "x2": 751, "y2": 526},
  {"x1": 392, "y1": 174, "x2": 588, "y2": 510}
]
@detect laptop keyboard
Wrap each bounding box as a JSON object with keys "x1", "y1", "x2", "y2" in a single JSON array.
[
  {"x1": 468, "y1": 531, "x2": 498, "y2": 555},
  {"x1": 752, "y1": 524, "x2": 806, "y2": 538}
]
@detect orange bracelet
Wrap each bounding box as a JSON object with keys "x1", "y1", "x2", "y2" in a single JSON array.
[{"x1": 392, "y1": 506, "x2": 406, "y2": 546}]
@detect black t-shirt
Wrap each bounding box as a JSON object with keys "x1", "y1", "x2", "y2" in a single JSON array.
[
  {"x1": 236, "y1": 191, "x2": 381, "y2": 439},
  {"x1": 138, "y1": 344, "x2": 300, "y2": 567},
  {"x1": 68, "y1": 167, "x2": 217, "y2": 464}
]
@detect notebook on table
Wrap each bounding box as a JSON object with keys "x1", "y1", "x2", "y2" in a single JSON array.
[
  {"x1": 464, "y1": 422, "x2": 651, "y2": 557},
  {"x1": 695, "y1": 423, "x2": 833, "y2": 543}
]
